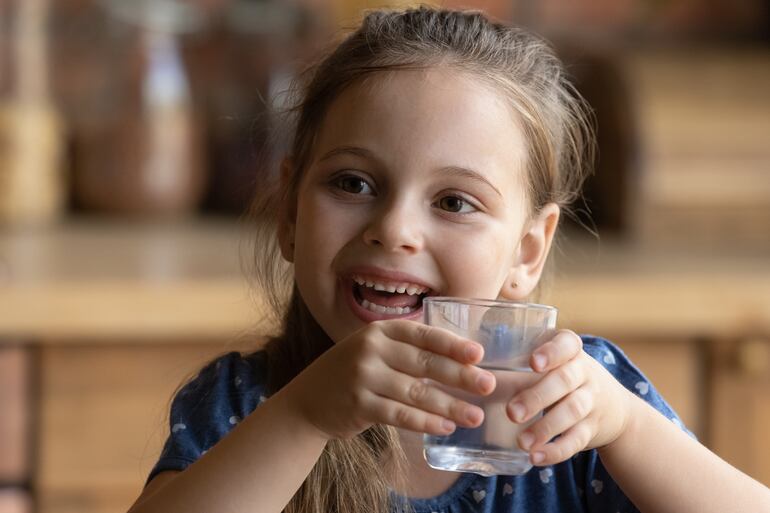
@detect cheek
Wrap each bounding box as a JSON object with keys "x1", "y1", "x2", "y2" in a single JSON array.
[
  {"x1": 437, "y1": 225, "x2": 513, "y2": 293},
  {"x1": 295, "y1": 199, "x2": 356, "y2": 258},
  {"x1": 292, "y1": 196, "x2": 360, "y2": 292}
]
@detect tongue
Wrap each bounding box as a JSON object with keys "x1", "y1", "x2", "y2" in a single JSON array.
[{"x1": 357, "y1": 285, "x2": 421, "y2": 308}]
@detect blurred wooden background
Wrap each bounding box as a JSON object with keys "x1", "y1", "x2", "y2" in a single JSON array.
[{"x1": 1, "y1": 1, "x2": 769, "y2": 512}]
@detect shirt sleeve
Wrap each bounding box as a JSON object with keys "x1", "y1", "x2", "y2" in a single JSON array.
[
  {"x1": 145, "y1": 350, "x2": 269, "y2": 486},
  {"x1": 574, "y1": 335, "x2": 696, "y2": 513}
]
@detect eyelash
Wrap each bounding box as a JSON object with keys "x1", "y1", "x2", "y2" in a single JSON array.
[
  {"x1": 331, "y1": 174, "x2": 374, "y2": 195},
  {"x1": 329, "y1": 173, "x2": 479, "y2": 215}
]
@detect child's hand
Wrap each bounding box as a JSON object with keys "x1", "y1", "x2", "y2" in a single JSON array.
[
  {"x1": 283, "y1": 319, "x2": 496, "y2": 440},
  {"x1": 507, "y1": 330, "x2": 634, "y2": 466}
]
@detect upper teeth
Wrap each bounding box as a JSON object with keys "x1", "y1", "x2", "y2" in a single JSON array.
[{"x1": 352, "y1": 275, "x2": 429, "y2": 295}]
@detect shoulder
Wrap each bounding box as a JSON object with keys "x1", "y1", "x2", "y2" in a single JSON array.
[
  {"x1": 181, "y1": 349, "x2": 269, "y2": 393},
  {"x1": 146, "y1": 349, "x2": 270, "y2": 484},
  {"x1": 173, "y1": 349, "x2": 270, "y2": 420},
  {"x1": 580, "y1": 334, "x2": 648, "y2": 386}
]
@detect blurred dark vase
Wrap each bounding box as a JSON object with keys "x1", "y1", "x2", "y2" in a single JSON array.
[
  {"x1": 181, "y1": 27, "x2": 274, "y2": 216},
  {"x1": 72, "y1": 29, "x2": 205, "y2": 217},
  {"x1": 73, "y1": 108, "x2": 206, "y2": 216},
  {"x1": 50, "y1": 0, "x2": 206, "y2": 218},
  {"x1": 180, "y1": 0, "x2": 328, "y2": 216}
]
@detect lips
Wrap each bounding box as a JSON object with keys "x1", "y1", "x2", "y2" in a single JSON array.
[{"x1": 340, "y1": 267, "x2": 436, "y2": 323}]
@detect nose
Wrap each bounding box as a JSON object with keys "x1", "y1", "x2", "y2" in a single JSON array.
[{"x1": 362, "y1": 199, "x2": 424, "y2": 253}]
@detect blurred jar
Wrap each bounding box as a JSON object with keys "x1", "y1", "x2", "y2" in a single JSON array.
[
  {"x1": 52, "y1": 0, "x2": 206, "y2": 218},
  {"x1": 181, "y1": 0, "x2": 330, "y2": 215},
  {"x1": 0, "y1": 0, "x2": 66, "y2": 226}
]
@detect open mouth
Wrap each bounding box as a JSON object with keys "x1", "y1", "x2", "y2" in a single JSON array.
[{"x1": 348, "y1": 274, "x2": 432, "y2": 318}]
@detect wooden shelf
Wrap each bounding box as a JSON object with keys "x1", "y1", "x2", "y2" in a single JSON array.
[
  {"x1": 0, "y1": 217, "x2": 269, "y2": 341},
  {"x1": 1, "y1": 219, "x2": 769, "y2": 341}
]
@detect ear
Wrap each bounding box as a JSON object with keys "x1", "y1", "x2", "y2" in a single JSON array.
[
  {"x1": 277, "y1": 157, "x2": 297, "y2": 263},
  {"x1": 499, "y1": 203, "x2": 560, "y2": 300}
]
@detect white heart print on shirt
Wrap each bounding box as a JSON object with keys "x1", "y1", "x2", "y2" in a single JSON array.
[
  {"x1": 634, "y1": 381, "x2": 649, "y2": 395},
  {"x1": 602, "y1": 352, "x2": 616, "y2": 365},
  {"x1": 172, "y1": 423, "x2": 187, "y2": 433},
  {"x1": 539, "y1": 468, "x2": 553, "y2": 484},
  {"x1": 503, "y1": 483, "x2": 513, "y2": 496},
  {"x1": 591, "y1": 479, "x2": 604, "y2": 494},
  {"x1": 472, "y1": 490, "x2": 486, "y2": 503}
]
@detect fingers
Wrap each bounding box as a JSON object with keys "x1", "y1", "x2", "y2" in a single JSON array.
[
  {"x1": 372, "y1": 397, "x2": 456, "y2": 435},
  {"x1": 369, "y1": 369, "x2": 484, "y2": 429},
  {"x1": 528, "y1": 421, "x2": 594, "y2": 466},
  {"x1": 529, "y1": 330, "x2": 583, "y2": 373},
  {"x1": 517, "y1": 385, "x2": 594, "y2": 453},
  {"x1": 378, "y1": 320, "x2": 484, "y2": 365},
  {"x1": 382, "y1": 339, "x2": 495, "y2": 396},
  {"x1": 507, "y1": 354, "x2": 586, "y2": 424}
]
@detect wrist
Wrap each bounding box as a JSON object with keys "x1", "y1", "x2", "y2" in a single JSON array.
[
  {"x1": 275, "y1": 382, "x2": 333, "y2": 444},
  {"x1": 598, "y1": 390, "x2": 643, "y2": 459}
]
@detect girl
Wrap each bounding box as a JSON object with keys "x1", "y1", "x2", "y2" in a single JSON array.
[{"x1": 128, "y1": 7, "x2": 770, "y2": 513}]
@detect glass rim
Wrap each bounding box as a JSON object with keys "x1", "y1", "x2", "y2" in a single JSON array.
[{"x1": 423, "y1": 296, "x2": 558, "y2": 314}]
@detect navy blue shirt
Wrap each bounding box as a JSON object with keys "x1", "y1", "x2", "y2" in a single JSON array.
[{"x1": 147, "y1": 336, "x2": 694, "y2": 512}]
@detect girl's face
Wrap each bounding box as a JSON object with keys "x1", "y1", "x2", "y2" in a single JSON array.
[{"x1": 282, "y1": 68, "x2": 559, "y2": 343}]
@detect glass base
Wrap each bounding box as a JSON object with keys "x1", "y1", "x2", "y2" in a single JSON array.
[{"x1": 424, "y1": 445, "x2": 533, "y2": 477}]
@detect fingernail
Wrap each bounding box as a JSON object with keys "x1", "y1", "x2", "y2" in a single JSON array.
[
  {"x1": 519, "y1": 431, "x2": 534, "y2": 450},
  {"x1": 532, "y1": 353, "x2": 547, "y2": 370},
  {"x1": 466, "y1": 407, "x2": 483, "y2": 425},
  {"x1": 477, "y1": 372, "x2": 494, "y2": 392},
  {"x1": 531, "y1": 451, "x2": 545, "y2": 464},
  {"x1": 441, "y1": 419, "x2": 456, "y2": 432},
  {"x1": 510, "y1": 402, "x2": 526, "y2": 422}
]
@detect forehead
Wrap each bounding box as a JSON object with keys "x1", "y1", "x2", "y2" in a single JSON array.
[{"x1": 312, "y1": 68, "x2": 528, "y2": 195}]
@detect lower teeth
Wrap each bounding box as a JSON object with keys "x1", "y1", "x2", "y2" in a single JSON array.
[{"x1": 360, "y1": 299, "x2": 412, "y2": 315}]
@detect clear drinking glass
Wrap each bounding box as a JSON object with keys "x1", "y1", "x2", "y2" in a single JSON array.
[{"x1": 422, "y1": 297, "x2": 558, "y2": 476}]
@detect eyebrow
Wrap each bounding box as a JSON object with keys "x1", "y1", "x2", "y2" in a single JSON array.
[
  {"x1": 318, "y1": 145, "x2": 503, "y2": 198},
  {"x1": 318, "y1": 145, "x2": 377, "y2": 163}
]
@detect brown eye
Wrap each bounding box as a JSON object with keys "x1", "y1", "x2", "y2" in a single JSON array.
[
  {"x1": 437, "y1": 196, "x2": 473, "y2": 213},
  {"x1": 335, "y1": 175, "x2": 372, "y2": 195}
]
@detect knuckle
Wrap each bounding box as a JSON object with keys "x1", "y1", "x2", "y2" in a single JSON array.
[
  {"x1": 351, "y1": 358, "x2": 373, "y2": 384},
  {"x1": 556, "y1": 442, "x2": 572, "y2": 463},
  {"x1": 356, "y1": 335, "x2": 379, "y2": 359},
  {"x1": 349, "y1": 388, "x2": 367, "y2": 411},
  {"x1": 368, "y1": 320, "x2": 385, "y2": 331},
  {"x1": 407, "y1": 380, "x2": 430, "y2": 404},
  {"x1": 551, "y1": 443, "x2": 567, "y2": 463},
  {"x1": 577, "y1": 424, "x2": 592, "y2": 450},
  {"x1": 416, "y1": 349, "x2": 437, "y2": 374},
  {"x1": 393, "y1": 406, "x2": 413, "y2": 427},
  {"x1": 556, "y1": 364, "x2": 581, "y2": 390},
  {"x1": 414, "y1": 323, "x2": 431, "y2": 340},
  {"x1": 532, "y1": 417, "x2": 552, "y2": 441},
  {"x1": 568, "y1": 392, "x2": 590, "y2": 420},
  {"x1": 527, "y1": 388, "x2": 546, "y2": 412},
  {"x1": 557, "y1": 329, "x2": 582, "y2": 348},
  {"x1": 570, "y1": 435, "x2": 584, "y2": 456},
  {"x1": 566, "y1": 400, "x2": 583, "y2": 420}
]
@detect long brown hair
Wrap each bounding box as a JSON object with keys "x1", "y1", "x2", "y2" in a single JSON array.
[{"x1": 247, "y1": 6, "x2": 595, "y2": 512}]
